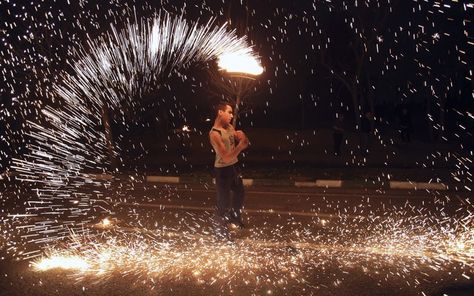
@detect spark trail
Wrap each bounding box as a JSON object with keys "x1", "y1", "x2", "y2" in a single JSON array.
[
  {"x1": 4, "y1": 11, "x2": 258, "y2": 258},
  {"x1": 31, "y1": 211, "x2": 473, "y2": 294},
  {"x1": 0, "y1": 1, "x2": 472, "y2": 294}
]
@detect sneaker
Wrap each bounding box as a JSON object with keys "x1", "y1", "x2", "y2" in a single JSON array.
[{"x1": 228, "y1": 217, "x2": 245, "y2": 229}]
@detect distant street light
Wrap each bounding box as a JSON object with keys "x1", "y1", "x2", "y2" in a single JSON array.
[{"x1": 217, "y1": 51, "x2": 263, "y2": 127}]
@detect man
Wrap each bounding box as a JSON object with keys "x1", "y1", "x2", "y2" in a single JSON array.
[{"x1": 209, "y1": 102, "x2": 249, "y2": 240}]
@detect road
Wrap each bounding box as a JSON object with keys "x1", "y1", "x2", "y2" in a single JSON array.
[{"x1": 0, "y1": 184, "x2": 473, "y2": 295}]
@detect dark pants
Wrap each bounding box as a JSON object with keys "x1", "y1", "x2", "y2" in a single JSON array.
[{"x1": 214, "y1": 164, "x2": 245, "y2": 226}]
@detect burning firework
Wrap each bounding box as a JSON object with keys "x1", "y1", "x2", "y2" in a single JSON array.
[
  {"x1": 1, "y1": 1, "x2": 473, "y2": 294},
  {"x1": 2, "y1": 10, "x2": 259, "y2": 258},
  {"x1": 30, "y1": 210, "x2": 473, "y2": 293},
  {"x1": 218, "y1": 51, "x2": 264, "y2": 76}
]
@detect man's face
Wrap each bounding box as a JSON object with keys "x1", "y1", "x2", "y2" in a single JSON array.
[{"x1": 219, "y1": 105, "x2": 233, "y2": 125}]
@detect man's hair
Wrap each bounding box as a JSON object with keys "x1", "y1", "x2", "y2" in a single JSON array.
[{"x1": 214, "y1": 101, "x2": 232, "y2": 116}]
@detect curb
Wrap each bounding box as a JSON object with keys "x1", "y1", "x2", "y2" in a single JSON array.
[
  {"x1": 142, "y1": 175, "x2": 449, "y2": 191},
  {"x1": 389, "y1": 181, "x2": 447, "y2": 190},
  {"x1": 1, "y1": 172, "x2": 452, "y2": 191}
]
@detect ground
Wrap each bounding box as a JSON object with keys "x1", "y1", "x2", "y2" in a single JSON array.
[{"x1": 1, "y1": 184, "x2": 472, "y2": 295}]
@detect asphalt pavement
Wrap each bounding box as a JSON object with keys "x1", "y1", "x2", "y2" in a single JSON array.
[{"x1": 0, "y1": 184, "x2": 473, "y2": 296}]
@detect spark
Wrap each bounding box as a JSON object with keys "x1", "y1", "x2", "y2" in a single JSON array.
[
  {"x1": 100, "y1": 217, "x2": 112, "y2": 228},
  {"x1": 30, "y1": 211, "x2": 473, "y2": 289},
  {"x1": 1, "y1": 1, "x2": 473, "y2": 294},
  {"x1": 3, "y1": 10, "x2": 257, "y2": 257}
]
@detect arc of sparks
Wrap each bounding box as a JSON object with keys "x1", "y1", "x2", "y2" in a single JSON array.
[{"x1": 8, "y1": 11, "x2": 259, "y2": 258}]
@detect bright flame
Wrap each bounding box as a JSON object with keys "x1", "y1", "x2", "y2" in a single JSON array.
[
  {"x1": 101, "y1": 218, "x2": 112, "y2": 227},
  {"x1": 33, "y1": 255, "x2": 90, "y2": 271},
  {"x1": 218, "y1": 51, "x2": 263, "y2": 76}
]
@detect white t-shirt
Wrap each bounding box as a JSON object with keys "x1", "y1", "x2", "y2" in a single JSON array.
[{"x1": 209, "y1": 125, "x2": 238, "y2": 168}]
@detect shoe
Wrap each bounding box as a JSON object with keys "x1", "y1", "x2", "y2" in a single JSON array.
[{"x1": 228, "y1": 217, "x2": 245, "y2": 229}]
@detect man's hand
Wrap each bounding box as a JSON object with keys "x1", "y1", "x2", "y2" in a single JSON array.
[
  {"x1": 210, "y1": 129, "x2": 248, "y2": 163},
  {"x1": 235, "y1": 130, "x2": 249, "y2": 149}
]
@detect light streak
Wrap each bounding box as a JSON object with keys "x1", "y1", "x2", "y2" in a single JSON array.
[
  {"x1": 3, "y1": 11, "x2": 257, "y2": 258},
  {"x1": 0, "y1": 1, "x2": 472, "y2": 294},
  {"x1": 30, "y1": 212, "x2": 473, "y2": 290},
  {"x1": 33, "y1": 255, "x2": 90, "y2": 271}
]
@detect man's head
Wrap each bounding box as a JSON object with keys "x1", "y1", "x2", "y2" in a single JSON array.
[{"x1": 215, "y1": 102, "x2": 233, "y2": 126}]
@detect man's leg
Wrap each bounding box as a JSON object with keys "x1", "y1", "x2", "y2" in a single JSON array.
[
  {"x1": 230, "y1": 165, "x2": 245, "y2": 228},
  {"x1": 214, "y1": 167, "x2": 232, "y2": 238}
]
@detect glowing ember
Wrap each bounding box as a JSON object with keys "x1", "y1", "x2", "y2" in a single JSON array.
[
  {"x1": 101, "y1": 218, "x2": 112, "y2": 227},
  {"x1": 0, "y1": 1, "x2": 472, "y2": 294},
  {"x1": 33, "y1": 255, "x2": 90, "y2": 271},
  {"x1": 29, "y1": 212, "x2": 473, "y2": 288},
  {"x1": 1, "y1": 11, "x2": 257, "y2": 257}
]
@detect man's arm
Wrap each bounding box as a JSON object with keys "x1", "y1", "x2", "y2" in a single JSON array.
[
  {"x1": 210, "y1": 131, "x2": 248, "y2": 163},
  {"x1": 234, "y1": 130, "x2": 249, "y2": 144}
]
